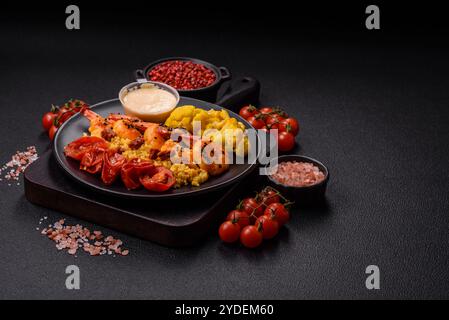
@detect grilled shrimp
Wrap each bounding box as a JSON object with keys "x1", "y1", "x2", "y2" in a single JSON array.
[
  {"x1": 107, "y1": 114, "x2": 154, "y2": 132},
  {"x1": 82, "y1": 109, "x2": 152, "y2": 140},
  {"x1": 157, "y1": 140, "x2": 179, "y2": 160},
  {"x1": 112, "y1": 120, "x2": 142, "y2": 140},
  {"x1": 192, "y1": 139, "x2": 230, "y2": 176},
  {"x1": 82, "y1": 109, "x2": 112, "y2": 138},
  {"x1": 143, "y1": 124, "x2": 166, "y2": 150}
]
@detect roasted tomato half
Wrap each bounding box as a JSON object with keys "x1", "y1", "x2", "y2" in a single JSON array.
[
  {"x1": 64, "y1": 136, "x2": 108, "y2": 161},
  {"x1": 80, "y1": 146, "x2": 106, "y2": 174},
  {"x1": 101, "y1": 151, "x2": 126, "y2": 185},
  {"x1": 120, "y1": 158, "x2": 155, "y2": 190},
  {"x1": 139, "y1": 166, "x2": 175, "y2": 192}
]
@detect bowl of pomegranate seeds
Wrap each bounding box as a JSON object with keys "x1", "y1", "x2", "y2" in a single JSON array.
[
  {"x1": 265, "y1": 155, "x2": 329, "y2": 203},
  {"x1": 135, "y1": 57, "x2": 231, "y2": 102}
]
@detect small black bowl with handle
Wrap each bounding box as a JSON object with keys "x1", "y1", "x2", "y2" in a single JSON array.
[
  {"x1": 264, "y1": 155, "x2": 330, "y2": 204},
  {"x1": 135, "y1": 57, "x2": 231, "y2": 103}
]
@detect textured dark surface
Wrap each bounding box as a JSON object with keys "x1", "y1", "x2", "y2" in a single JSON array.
[{"x1": 1, "y1": 8, "x2": 449, "y2": 299}]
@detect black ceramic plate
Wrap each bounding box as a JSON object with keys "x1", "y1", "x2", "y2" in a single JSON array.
[{"x1": 53, "y1": 97, "x2": 258, "y2": 199}]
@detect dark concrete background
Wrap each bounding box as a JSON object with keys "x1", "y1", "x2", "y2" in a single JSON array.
[{"x1": 1, "y1": 2, "x2": 449, "y2": 299}]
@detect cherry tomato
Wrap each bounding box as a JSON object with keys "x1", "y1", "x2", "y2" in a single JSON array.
[
  {"x1": 80, "y1": 146, "x2": 106, "y2": 174},
  {"x1": 240, "y1": 225, "x2": 263, "y2": 248},
  {"x1": 219, "y1": 221, "x2": 241, "y2": 243},
  {"x1": 58, "y1": 106, "x2": 69, "y2": 114},
  {"x1": 264, "y1": 203, "x2": 290, "y2": 226},
  {"x1": 239, "y1": 105, "x2": 260, "y2": 120},
  {"x1": 56, "y1": 110, "x2": 75, "y2": 126},
  {"x1": 42, "y1": 112, "x2": 57, "y2": 131},
  {"x1": 274, "y1": 108, "x2": 289, "y2": 118},
  {"x1": 64, "y1": 136, "x2": 109, "y2": 161},
  {"x1": 140, "y1": 167, "x2": 175, "y2": 192},
  {"x1": 258, "y1": 188, "x2": 281, "y2": 207},
  {"x1": 259, "y1": 107, "x2": 273, "y2": 114},
  {"x1": 246, "y1": 116, "x2": 265, "y2": 129},
  {"x1": 277, "y1": 131, "x2": 295, "y2": 152},
  {"x1": 266, "y1": 114, "x2": 284, "y2": 127},
  {"x1": 48, "y1": 125, "x2": 58, "y2": 140},
  {"x1": 67, "y1": 99, "x2": 88, "y2": 112},
  {"x1": 279, "y1": 118, "x2": 299, "y2": 136},
  {"x1": 121, "y1": 159, "x2": 155, "y2": 190},
  {"x1": 101, "y1": 151, "x2": 126, "y2": 185},
  {"x1": 241, "y1": 198, "x2": 264, "y2": 221},
  {"x1": 256, "y1": 215, "x2": 279, "y2": 239},
  {"x1": 226, "y1": 210, "x2": 250, "y2": 228},
  {"x1": 64, "y1": 137, "x2": 108, "y2": 161}
]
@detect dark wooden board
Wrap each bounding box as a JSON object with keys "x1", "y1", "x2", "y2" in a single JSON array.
[{"x1": 24, "y1": 150, "x2": 260, "y2": 247}]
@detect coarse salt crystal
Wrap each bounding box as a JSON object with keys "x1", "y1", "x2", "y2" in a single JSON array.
[
  {"x1": 0, "y1": 146, "x2": 38, "y2": 183},
  {"x1": 39, "y1": 218, "x2": 129, "y2": 257}
]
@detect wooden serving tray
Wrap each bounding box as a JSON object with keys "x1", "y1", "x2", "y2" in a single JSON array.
[{"x1": 24, "y1": 151, "x2": 260, "y2": 247}]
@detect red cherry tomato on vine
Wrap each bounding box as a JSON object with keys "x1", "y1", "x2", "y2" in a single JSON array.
[
  {"x1": 239, "y1": 105, "x2": 260, "y2": 120},
  {"x1": 256, "y1": 215, "x2": 279, "y2": 239},
  {"x1": 226, "y1": 210, "x2": 250, "y2": 228},
  {"x1": 57, "y1": 110, "x2": 75, "y2": 126},
  {"x1": 42, "y1": 112, "x2": 57, "y2": 131},
  {"x1": 258, "y1": 188, "x2": 281, "y2": 207},
  {"x1": 58, "y1": 106, "x2": 69, "y2": 114},
  {"x1": 266, "y1": 114, "x2": 284, "y2": 127},
  {"x1": 264, "y1": 203, "x2": 290, "y2": 226},
  {"x1": 259, "y1": 107, "x2": 273, "y2": 114},
  {"x1": 219, "y1": 221, "x2": 241, "y2": 243},
  {"x1": 279, "y1": 118, "x2": 299, "y2": 136},
  {"x1": 67, "y1": 99, "x2": 88, "y2": 112},
  {"x1": 240, "y1": 225, "x2": 263, "y2": 248},
  {"x1": 48, "y1": 125, "x2": 58, "y2": 141},
  {"x1": 241, "y1": 198, "x2": 264, "y2": 220},
  {"x1": 277, "y1": 131, "x2": 295, "y2": 152},
  {"x1": 246, "y1": 116, "x2": 265, "y2": 129}
]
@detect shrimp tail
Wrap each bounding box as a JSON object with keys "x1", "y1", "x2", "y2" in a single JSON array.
[
  {"x1": 82, "y1": 109, "x2": 103, "y2": 122},
  {"x1": 81, "y1": 109, "x2": 107, "y2": 138}
]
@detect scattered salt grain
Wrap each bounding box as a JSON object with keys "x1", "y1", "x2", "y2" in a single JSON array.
[
  {"x1": 39, "y1": 218, "x2": 129, "y2": 257},
  {"x1": 0, "y1": 146, "x2": 38, "y2": 184}
]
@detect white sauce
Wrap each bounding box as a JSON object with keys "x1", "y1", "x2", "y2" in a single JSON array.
[{"x1": 123, "y1": 86, "x2": 177, "y2": 115}]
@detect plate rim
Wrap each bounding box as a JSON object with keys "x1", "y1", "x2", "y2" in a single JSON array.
[{"x1": 53, "y1": 97, "x2": 259, "y2": 199}]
